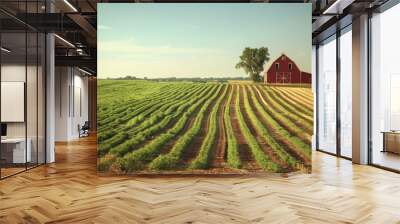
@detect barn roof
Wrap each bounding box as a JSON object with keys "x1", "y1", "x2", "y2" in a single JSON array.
[{"x1": 265, "y1": 53, "x2": 300, "y2": 73}]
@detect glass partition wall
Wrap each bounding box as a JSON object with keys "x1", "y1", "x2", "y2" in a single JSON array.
[
  {"x1": 339, "y1": 27, "x2": 352, "y2": 159},
  {"x1": 316, "y1": 25, "x2": 353, "y2": 159},
  {"x1": 317, "y1": 35, "x2": 337, "y2": 155},
  {"x1": 0, "y1": 31, "x2": 27, "y2": 177},
  {"x1": 0, "y1": 3, "x2": 46, "y2": 179},
  {"x1": 370, "y1": 3, "x2": 400, "y2": 171}
]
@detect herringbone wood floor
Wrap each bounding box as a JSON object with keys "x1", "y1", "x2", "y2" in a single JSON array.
[{"x1": 1, "y1": 135, "x2": 400, "y2": 224}]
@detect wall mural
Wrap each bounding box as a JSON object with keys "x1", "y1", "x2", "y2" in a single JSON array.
[{"x1": 97, "y1": 3, "x2": 312, "y2": 175}]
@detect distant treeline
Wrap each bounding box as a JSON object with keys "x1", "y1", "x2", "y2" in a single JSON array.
[{"x1": 100, "y1": 76, "x2": 250, "y2": 82}]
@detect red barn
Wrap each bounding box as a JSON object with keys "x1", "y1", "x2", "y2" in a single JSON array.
[{"x1": 264, "y1": 54, "x2": 311, "y2": 85}]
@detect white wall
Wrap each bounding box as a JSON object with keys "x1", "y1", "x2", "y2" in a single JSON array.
[
  {"x1": 55, "y1": 66, "x2": 70, "y2": 141},
  {"x1": 72, "y1": 72, "x2": 89, "y2": 138},
  {"x1": 55, "y1": 67, "x2": 89, "y2": 141}
]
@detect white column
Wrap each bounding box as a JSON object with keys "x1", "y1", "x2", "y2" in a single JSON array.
[
  {"x1": 352, "y1": 14, "x2": 369, "y2": 164},
  {"x1": 46, "y1": 32, "x2": 55, "y2": 163},
  {"x1": 45, "y1": 0, "x2": 56, "y2": 163}
]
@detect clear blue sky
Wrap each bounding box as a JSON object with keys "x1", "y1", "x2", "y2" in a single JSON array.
[{"x1": 98, "y1": 3, "x2": 311, "y2": 79}]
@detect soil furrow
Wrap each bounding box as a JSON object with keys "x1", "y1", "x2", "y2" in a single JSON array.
[
  {"x1": 255, "y1": 86, "x2": 312, "y2": 144},
  {"x1": 230, "y1": 85, "x2": 260, "y2": 171},
  {"x1": 154, "y1": 86, "x2": 218, "y2": 158},
  {"x1": 271, "y1": 87, "x2": 313, "y2": 113},
  {"x1": 211, "y1": 85, "x2": 230, "y2": 168},
  {"x1": 285, "y1": 87, "x2": 314, "y2": 105},
  {"x1": 239, "y1": 85, "x2": 287, "y2": 170},
  {"x1": 180, "y1": 86, "x2": 225, "y2": 167},
  {"x1": 247, "y1": 85, "x2": 310, "y2": 167}
]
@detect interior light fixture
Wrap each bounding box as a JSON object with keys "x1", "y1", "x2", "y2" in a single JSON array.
[
  {"x1": 322, "y1": 0, "x2": 343, "y2": 15},
  {"x1": 78, "y1": 67, "x2": 93, "y2": 76},
  {"x1": 76, "y1": 48, "x2": 85, "y2": 55},
  {"x1": 1, "y1": 47, "x2": 11, "y2": 53},
  {"x1": 323, "y1": 0, "x2": 356, "y2": 15},
  {"x1": 63, "y1": 0, "x2": 78, "y2": 12},
  {"x1": 54, "y1": 34, "x2": 75, "y2": 48}
]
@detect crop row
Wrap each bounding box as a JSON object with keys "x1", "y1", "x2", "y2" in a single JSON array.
[
  {"x1": 256, "y1": 86, "x2": 312, "y2": 144},
  {"x1": 247, "y1": 86, "x2": 311, "y2": 163},
  {"x1": 98, "y1": 84, "x2": 204, "y2": 145},
  {"x1": 269, "y1": 87, "x2": 313, "y2": 116},
  {"x1": 98, "y1": 82, "x2": 313, "y2": 173},
  {"x1": 241, "y1": 85, "x2": 298, "y2": 169},
  {"x1": 148, "y1": 85, "x2": 224, "y2": 170},
  {"x1": 224, "y1": 86, "x2": 241, "y2": 169},
  {"x1": 113, "y1": 85, "x2": 220, "y2": 172},
  {"x1": 99, "y1": 84, "x2": 207, "y2": 149},
  {"x1": 276, "y1": 87, "x2": 314, "y2": 107},
  {"x1": 189, "y1": 84, "x2": 229, "y2": 169},
  {"x1": 266, "y1": 87, "x2": 313, "y2": 129},
  {"x1": 99, "y1": 84, "x2": 213, "y2": 157},
  {"x1": 98, "y1": 84, "x2": 195, "y2": 134},
  {"x1": 233, "y1": 85, "x2": 280, "y2": 172},
  {"x1": 98, "y1": 85, "x2": 217, "y2": 170}
]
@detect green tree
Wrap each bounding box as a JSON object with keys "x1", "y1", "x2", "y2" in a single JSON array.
[{"x1": 235, "y1": 47, "x2": 270, "y2": 82}]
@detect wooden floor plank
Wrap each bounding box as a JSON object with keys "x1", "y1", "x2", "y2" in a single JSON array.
[{"x1": 0, "y1": 135, "x2": 400, "y2": 223}]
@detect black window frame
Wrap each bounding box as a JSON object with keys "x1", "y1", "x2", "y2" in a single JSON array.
[{"x1": 315, "y1": 24, "x2": 353, "y2": 161}]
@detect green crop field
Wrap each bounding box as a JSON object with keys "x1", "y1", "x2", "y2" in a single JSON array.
[{"x1": 97, "y1": 80, "x2": 313, "y2": 174}]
